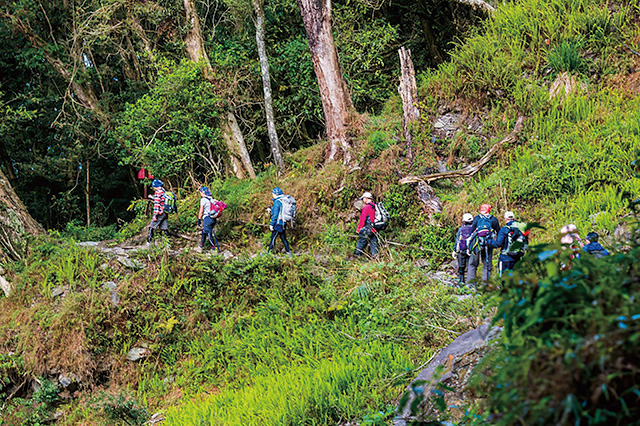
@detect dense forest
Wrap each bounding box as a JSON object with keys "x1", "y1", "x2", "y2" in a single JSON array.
[{"x1": 2, "y1": 0, "x2": 640, "y2": 424}]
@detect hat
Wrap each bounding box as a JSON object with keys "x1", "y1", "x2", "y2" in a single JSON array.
[
  {"x1": 480, "y1": 204, "x2": 491, "y2": 214},
  {"x1": 586, "y1": 232, "x2": 599, "y2": 242},
  {"x1": 199, "y1": 186, "x2": 211, "y2": 196},
  {"x1": 462, "y1": 213, "x2": 473, "y2": 223},
  {"x1": 504, "y1": 211, "x2": 515, "y2": 220},
  {"x1": 359, "y1": 192, "x2": 373, "y2": 200},
  {"x1": 272, "y1": 187, "x2": 283, "y2": 196},
  {"x1": 152, "y1": 179, "x2": 163, "y2": 188}
]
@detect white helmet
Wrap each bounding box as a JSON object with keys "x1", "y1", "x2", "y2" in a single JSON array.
[{"x1": 462, "y1": 213, "x2": 473, "y2": 223}]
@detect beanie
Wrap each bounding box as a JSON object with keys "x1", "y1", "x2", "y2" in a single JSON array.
[
  {"x1": 152, "y1": 179, "x2": 163, "y2": 188},
  {"x1": 199, "y1": 186, "x2": 211, "y2": 196}
]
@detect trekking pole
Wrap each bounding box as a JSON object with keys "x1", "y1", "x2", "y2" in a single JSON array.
[{"x1": 211, "y1": 231, "x2": 221, "y2": 252}]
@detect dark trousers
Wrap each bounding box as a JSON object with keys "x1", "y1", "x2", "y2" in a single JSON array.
[
  {"x1": 457, "y1": 252, "x2": 470, "y2": 281},
  {"x1": 200, "y1": 216, "x2": 220, "y2": 251},
  {"x1": 269, "y1": 229, "x2": 291, "y2": 254},
  {"x1": 354, "y1": 229, "x2": 378, "y2": 258},
  {"x1": 499, "y1": 259, "x2": 517, "y2": 277},
  {"x1": 148, "y1": 212, "x2": 169, "y2": 242},
  {"x1": 467, "y1": 245, "x2": 494, "y2": 283}
]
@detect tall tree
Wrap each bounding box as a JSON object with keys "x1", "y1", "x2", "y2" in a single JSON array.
[
  {"x1": 183, "y1": 0, "x2": 256, "y2": 179},
  {"x1": 297, "y1": 0, "x2": 357, "y2": 164},
  {"x1": 253, "y1": 0, "x2": 285, "y2": 172}
]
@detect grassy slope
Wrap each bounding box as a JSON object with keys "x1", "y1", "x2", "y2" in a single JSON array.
[{"x1": 2, "y1": 0, "x2": 640, "y2": 424}]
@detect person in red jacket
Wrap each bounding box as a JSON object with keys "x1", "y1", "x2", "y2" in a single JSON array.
[{"x1": 354, "y1": 192, "x2": 378, "y2": 259}]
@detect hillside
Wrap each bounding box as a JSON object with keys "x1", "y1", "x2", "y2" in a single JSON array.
[{"x1": 2, "y1": 0, "x2": 640, "y2": 424}]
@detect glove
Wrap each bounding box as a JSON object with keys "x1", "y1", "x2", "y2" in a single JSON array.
[
  {"x1": 269, "y1": 225, "x2": 274, "y2": 231},
  {"x1": 197, "y1": 219, "x2": 202, "y2": 227},
  {"x1": 452, "y1": 251, "x2": 457, "y2": 259}
]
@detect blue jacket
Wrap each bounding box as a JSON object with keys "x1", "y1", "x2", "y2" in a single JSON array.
[
  {"x1": 487, "y1": 220, "x2": 520, "y2": 262},
  {"x1": 583, "y1": 242, "x2": 610, "y2": 258},
  {"x1": 270, "y1": 196, "x2": 285, "y2": 230}
]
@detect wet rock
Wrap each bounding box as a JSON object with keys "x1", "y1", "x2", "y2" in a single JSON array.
[{"x1": 394, "y1": 323, "x2": 502, "y2": 425}]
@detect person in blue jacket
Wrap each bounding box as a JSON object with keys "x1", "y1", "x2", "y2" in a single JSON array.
[
  {"x1": 268, "y1": 187, "x2": 292, "y2": 255},
  {"x1": 486, "y1": 211, "x2": 522, "y2": 277},
  {"x1": 583, "y1": 232, "x2": 610, "y2": 259}
]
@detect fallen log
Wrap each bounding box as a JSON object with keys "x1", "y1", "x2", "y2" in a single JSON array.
[{"x1": 400, "y1": 116, "x2": 525, "y2": 185}]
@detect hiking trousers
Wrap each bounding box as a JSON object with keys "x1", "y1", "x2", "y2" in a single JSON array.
[
  {"x1": 269, "y1": 228, "x2": 291, "y2": 254},
  {"x1": 200, "y1": 216, "x2": 220, "y2": 251},
  {"x1": 148, "y1": 212, "x2": 169, "y2": 241},
  {"x1": 467, "y1": 246, "x2": 493, "y2": 283},
  {"x1": 457, "y1": 252, "x2": 470, "y2": 282},
  {"x1": 354, "y1": 228, "x2": 378, "y2": 259},
  {"x1": 498, "y1": 259, "x2": 517, "y2": 277}
]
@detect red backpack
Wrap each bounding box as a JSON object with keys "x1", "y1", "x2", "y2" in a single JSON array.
[{"x1": 207, "y1": 197, "x2": 227, "y2": 219}]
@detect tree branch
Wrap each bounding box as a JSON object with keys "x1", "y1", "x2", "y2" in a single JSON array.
[{"x1": 400, "y1": 116, "x2": 525, "y2": 185}]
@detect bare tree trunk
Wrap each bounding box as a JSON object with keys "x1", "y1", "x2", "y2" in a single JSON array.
[
  {"x1": 253, "y1": 0, "x2": 285, "y2": 172},
  {"x1": 85, "y1": 160, "x2": 91, "y2": 227},
  {"x1": 0, "y1": 169, "x2": 45, "y2": 264},
  {"x1": 398, "y1": 47, "x2": 420, "y2": 165},
  {"x1": 183, "y1": 0, "x2": 255, "y2": 179},
  {"x1": 297, "y1": 0, "x2": 356, "y2": 164}
]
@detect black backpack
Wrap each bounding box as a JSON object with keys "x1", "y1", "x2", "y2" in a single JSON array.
[
  {"x1": 504, "y1": 224, "x2": 529, "y2": 258},
  {"x1": 373, "y1": 202, "x2": 390, "y2": 231}
]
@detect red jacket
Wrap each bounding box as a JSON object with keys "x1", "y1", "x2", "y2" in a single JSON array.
[{"x1": 357, "y1": 202, "x2": 376, "y2": 233}]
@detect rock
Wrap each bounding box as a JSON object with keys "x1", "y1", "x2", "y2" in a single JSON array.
[
  {"x1": 101, "y1": 281, "x2": 120, "y2": 306},
  {"x1": 117, "y1": 256, "x2": 144, "y2": 271},
  {"x1": 431, "y1": 271, "x2": 457, "y2": 288},
  {"x1": 76, "y1": 241, "x2": 100, "y2": 247},
  {"x1": 58, "y1": 373, "x2": 79, "y2": 392},
  {"x1": 394, "y1": 323, "x2": 502, "y2": 425},
  {"x1": 126, "y1": 346, "x2": 149, "y2": 362},
  {"x1": 0, "y1": 274, "x2": 11, "y2": 298},
  {"x1": 414, "y1": 259, "x2": 430, "y2": 269},
  {"x1": 51, "y1": 286, "x2": 66, "y2": 298},
  {"x1": 102, "y1": 281, "x2": 117, "y2": 291},
  {"x1": 110, "y1": 292, "x2": 120, "y2": 306}
]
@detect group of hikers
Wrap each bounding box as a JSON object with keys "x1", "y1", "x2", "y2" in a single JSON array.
[{"x1": 146, "y1": 180, "x2": 610, "y2": 284}]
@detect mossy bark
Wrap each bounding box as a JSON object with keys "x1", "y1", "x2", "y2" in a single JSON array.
[{"x1": 0, "y1": 168, "x2": 44, "y2": 262}]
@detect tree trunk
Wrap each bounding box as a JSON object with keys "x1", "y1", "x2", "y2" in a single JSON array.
[
  {"x1": 398, "y1": 47, "x2": 420, "y2": 165},
  {"x1": 183, "y1": 0, "x2": 255, "y2": 179},
  {"x1": 0, "y1": 168, "x2": 45, "y2": 263},
  {"x1": 297, "y1": 0, "x2": 356, "y2": 164},
  {"x1": 85, "y1": 160, "x2": 91, "y2": 227},
  {"x1": 253, "y1": 0, "x2": 285, "y2": 172}
]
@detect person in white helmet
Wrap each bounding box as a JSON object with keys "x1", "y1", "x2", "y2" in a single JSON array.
[{"x1": 453, "y1": 213, "x2": 474, "y2": 285}]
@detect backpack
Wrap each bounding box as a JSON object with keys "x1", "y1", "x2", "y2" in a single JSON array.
[
  {"x1": 504, "y1": 223, "x2": 529, "y2": 258},
  {"x1": 206, "y1": 197, "x2": 227, "y2": 219},
  {"x1": 456, "y1": 224, "x2": 474, "y2": 252},
  {"x1": 277, "y1": 195, "x2": 297, "y2": 226},
  {"x1": 373, "y1": 202, "x2": 390, "y2": 231},
  {"x1": 164, "y1": 191, "x2": 178, "y2": 214}
]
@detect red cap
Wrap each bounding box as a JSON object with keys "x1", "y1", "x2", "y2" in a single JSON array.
[{"x1": 480, "y1": 204, "x2": 491, "y2": 214}]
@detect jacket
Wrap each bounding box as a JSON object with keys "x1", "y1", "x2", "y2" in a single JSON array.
[
  {"x1": 270, "y1": 196, "x2": 285, "y2": 229},
  {"x1": 357, "y1": 202, "x2": 376, "y2": 234},
  {"x1": 583, "y1": 242, "x2": 610, "y2": 258},
  {"x1": 153, "y1": 188, "x2": 166, "y2": 217},
  {"x1": 488, "y1": 220, "x2": 520, "y2": 262}
]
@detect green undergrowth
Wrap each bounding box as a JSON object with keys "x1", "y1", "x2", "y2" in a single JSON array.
[{"x1": 0, "y1": 234, "x2": 488, "y2": 425}]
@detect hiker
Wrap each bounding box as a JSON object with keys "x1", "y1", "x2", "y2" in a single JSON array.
[
  {"x1": 487, "y1": 211, "x2": 526, "y2": 276},
  {"x1": 583, "y1": 232, "x2": 610, "y2": 258},
  {"x1": 354, "y1": 192, "x2": 378, "y2": 259},
  {"x1": 197, "y1": 186, "x2": 222, "y2": 252},
  {"x1": 147, "y1": 179, "x2": 169, "y2": 244},
  {"x1": 453, "y1": 213, "x2": 474, "y2": 285},
  {"x1": 467, "y1": 204, "x2": 501, "y2": 284},
  {"x1": 268, "y1": 187, "x2": 292, "y2": 255}
]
